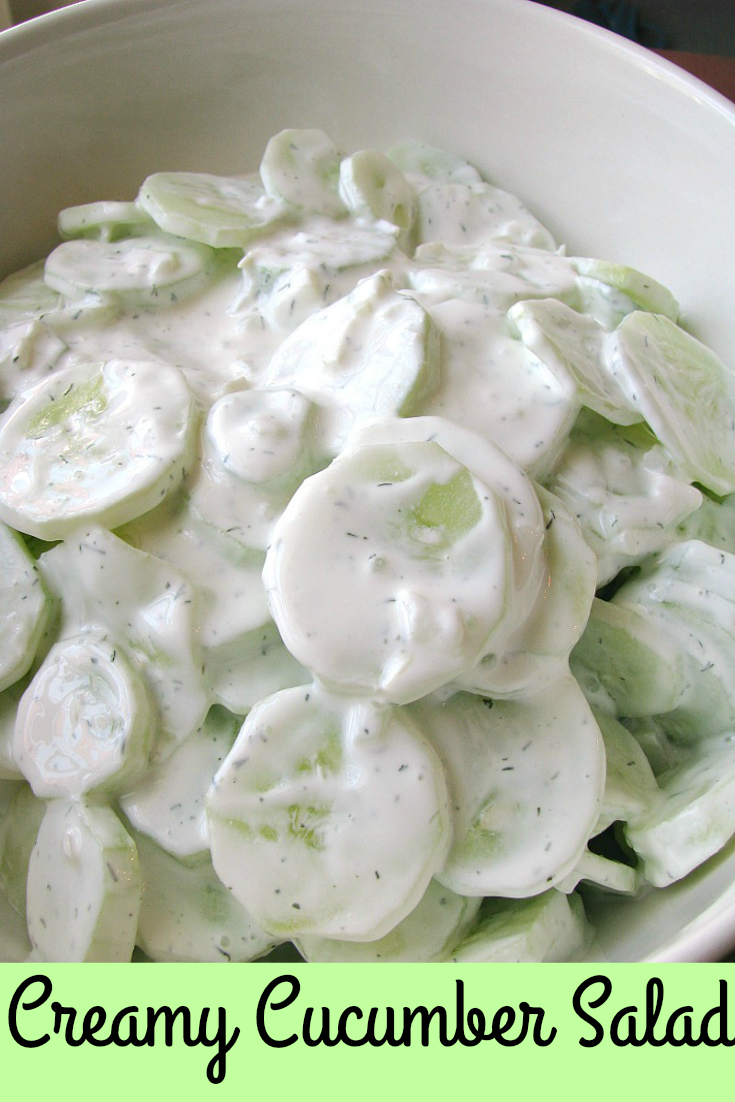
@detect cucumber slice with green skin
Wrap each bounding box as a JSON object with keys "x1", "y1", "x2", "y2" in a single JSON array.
[
  {"x1": 296, "y1": 880, "x2": 481, "y2": 963},
  {"x1": 264, "y1": 439, "x2": 512, "y2": 704},
  {"x1": 39, "y1": 527, "x2": 209, "y2": 755},
  {"x1": 263, "y1": 271, "x2": 439, "y2": 455},
  {"x1": 120, "y1": 705, "x2": 240, "y2": 864},
  {"x1": 0, "y1": 521, "x2": 50, "y2": 693},
  {"x1": 57, "y1": 200, "x2": 153, "y2": 242},
  {"x1": 118, "y1": 490, "x2": 272, "y2": 653},
  {"x1": 0, "y1": 260, "x2": 62, "y2": 324},
  {"x1": 456, "y1": 486, "x2": 596, "y2": 699},
  {"x1": 0, "y1": 784, "x2": 45, "y2": 916},
  {"x1": 548, "y1": 408, "x2": 703, "y2": 586},
  {"x1": 677, "y1": 492, "x2": 735, "y2": 555},
  {"x1": 571, "y1": 257, "x2": 679, "y2": 321},
  {"x1": 0, "y1": 318, "x2": 68, "y2": 404},
  {"x1": 609, "y1": 311, "x2": 735, "y2": 495},
  {"x1": 556, "y1": 850, "x2": 638, "y2": 895},
  {"x1": 409, "y1": 680, "x2": 605, "y2": 898},
  {"x1": 592, "y1": 710, "x2": 660, "y2": 834},
  {"x1": 207, "y1": 685, "x2": 452, "y2": 941},
  {"x1": 625, "y1": 733, "x2": 735, "y2": 888},
  {"x1": 138, "y1": 171, "x2": 289, "y2": 248},
  {"x1": 259, "y1": 129, "x2": 346, "y2": 218},
  {"x1": 45, "y1": 233, "x2": 217, "y2": 307},
  {"x1": 338, "y1": 150, "x2": 413, "y2": 233},
  {"x1": 133, "y1": 831, "x2": 279, "y2": 963},
  {"x1": 203, "y1": 620, "x2": 310, "y2": 716},
  {"x1": 13, "y1": 632, "x2": 153, "y2": 799},
  {"x1": 416, "y1": 182, "x2": 556, "y2": 252},
  {"x1": 614, "y1": 542, "x2": 735, "y2": 743},
  {"x1": 414, "y1": 298, "x2": 578, "y2": 477},
  {"x1": 446, "y1": 890, "x2": 590, "y2": 963},
  {"x1": 0, "y1": 358, "x2": 197, "y2": 540},
  {"x1": 570, "y1": 597, "x2": 689, "y2": 720},
  {"x1": 0, "y1": 680, "x2": 27, "y2": 780},
  {"x1": 386, "y1": 141, "x2": 483, "y2": 187},
  {"x1": 26, "y1": 798, "x2": 141, "y2": 962},
  {"x1": 408, "y1": 240, "x2": 579, "y2": 313},
  {"x1": 509, "y1": 297, "x2": 642, "y2": 425}
]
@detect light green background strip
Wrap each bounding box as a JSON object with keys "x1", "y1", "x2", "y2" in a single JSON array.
[{"x1": 1, "y1": 964, "x2": 732, "y2": 1100}]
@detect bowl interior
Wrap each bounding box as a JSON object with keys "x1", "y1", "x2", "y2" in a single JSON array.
[{"x1": 2, "y1": 0, "x2": 735, "y2": 962}]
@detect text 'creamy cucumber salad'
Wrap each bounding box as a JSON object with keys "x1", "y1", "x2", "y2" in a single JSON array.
[{"x1": 1, "y1": 128, "x2": 735, "y2": 962}]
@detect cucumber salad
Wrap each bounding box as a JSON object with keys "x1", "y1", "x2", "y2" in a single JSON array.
[{"x1": 1, "y1": 128, "x2": 735, "y2": 962}]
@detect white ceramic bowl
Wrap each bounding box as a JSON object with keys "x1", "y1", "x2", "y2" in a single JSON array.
[{"x1": 2, "y1": 0, "x2": 735, "y2": 963}]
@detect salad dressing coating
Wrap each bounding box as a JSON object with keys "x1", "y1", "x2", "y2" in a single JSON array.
[{"x1": 0, "y1": 130, "x2": 734, "y2": 962}]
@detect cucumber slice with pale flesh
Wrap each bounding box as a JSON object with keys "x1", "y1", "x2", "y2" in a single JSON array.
[
  {"x1": 260, "y1": 129, "x2": 346, "y2": 217},
  {"x1": 139, "y1": 172, "x2": 288, "y2": 248},
  {"x1": 609, "y1": 311, "x2": 735, "y2": 495},
  {"x1": 297, "y1": 880, "x2": 480, "y2": 963},
  {"x1": 446, "y1": 891, "x2": 589, "y2": 963},
  {"x1": 0, "y1": 358, "x2": 196, "y2": 540},
  {"x1": 133, "y1": 831, "x2": 278, "y2": 963},
  {"x1": 410, "y1": 679, "x2": 605, "y2": 898},
  {"x1": 13, "y1": 632, "x2": 152, "y2": 799},
  {"x1": 207, "y1": 685, "x2": 451, "y2": 941},
  {"x1": 263, "y1": 438, "x2": 511, "y2": 704},
  {"x1": 0, "y1": 521, "x2": 50, "y2": 693},
  {"x1": 26, "y1": 798, "x2": 141, "y2": 962}
]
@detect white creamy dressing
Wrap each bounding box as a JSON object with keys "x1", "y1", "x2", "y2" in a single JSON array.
[{"x1": 0, "y1": 129, "x2": 729, "y2": 962}]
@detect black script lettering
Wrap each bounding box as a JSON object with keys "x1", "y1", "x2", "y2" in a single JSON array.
[
  {"x1": 573, "y1": 974, "x2": 611, "y2": 1047},
  {"x1": 257, "y1": 974, "x2": 300, "y2": 1048},
  {"x1": 8, "y1": 974, "x2": 52, "y2": 1048}
]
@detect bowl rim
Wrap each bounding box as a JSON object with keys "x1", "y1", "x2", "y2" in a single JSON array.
[{"x1": 1, "y1": 0, "x2": 735, "y2": 126}]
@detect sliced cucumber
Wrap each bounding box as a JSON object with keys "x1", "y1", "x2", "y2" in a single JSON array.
[
  {"x1": 570, "y1": 597, "x2": 689, "y2": 719},
  {"x1": 571, "y1": 257, "x2": 679, "y2": 321},
  {"x1": 297, "y1": 880, "x2": 481, "y2": 963},
  {"x1": 133, "y1": 831, "x2": 278, "y2": 963},
  {"x1": 120, "y1": 705, "x2": 240, "y2": 863},
  {"x1": 39, "y1": 527, "x2": 209, "y2": 754},
  {"x1": 259, "y1": 129, "x2": 346, "y2": 217},
  {"x1": 263, "y1": 438, "x2": 512, "y2": 704},
  {"x1": 446, "y1": 891, "x2": 589, "y2": 963},
  {"x1": 614, "y1": 543, "x2": 735, "y2": 743},
  {"x1": 414, "y1": 298, "x2": 578, "y2": 477},
  {"x1": 0, "y1": 679, "x2": 28, "y2": 780},
  {"x1": 57, "y1": 199, "x2": 153, "y2": 242},
  {"x1": 205, "y1": 388, "x2": 315, "y2": 491},
  {"x1": 415, "y1": 181, "x2": 556, "y2": 251},
  {"x1": 556, "y1": 849, "x2": 638, "y2": 895},
  {"x1": 0, "y1": 358, "x2": 196, "y2": 540},
  {"x1": 610, "y1": 311, "x2": 735, "y2": 495},
  {"x1": 139, "y1": 171, "x2": 288, "y2": 248},
  {"x1": 592, "y1": 710, "x2": 660, "y2": 834},
  {"x1": 408, "y1": 240, "x2": 579, "y2": 313},
  {"x1": 207, "y1": 686, "x2": 451, "y2": 941},
  {"x1": 263, "y1": 271, "x2": 439, "y2": 454},
  {"x1": 338, "y1": 150, "x2": 413, "y2": 234},
  {"x1": 625, "y1": 733, "x2": 735, "y2": 887},
  {"x1": 0, "y1": 520, "x2": 50, "y2": 693},
  {"x1": 457, "y1": 486, "x2": 596, "y2": 698},
  {"x1": 410, "y1": 680, "x2": 605, "y2": 898},
  {"x1": 45, "y1": 233, "x2": 217, "y2": 307},
  {"x1": 509, "y1": 297, "x2": 641, "y2": 424},
  {"x1": 13, "y1": 632, "x2": 152, "y2": 799},
  {"x1": 548, "y1": 408, "x2": 703, "y2": 585},
  {"x1": 386, "y1": 140, "x2": 482, "y2": 187},
  {"x1": 0, "y1": 784, "x2": 46, "y2": 916},
  {"x1": 26, "y1": 798, "x2": 141, "y2": 962}
]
